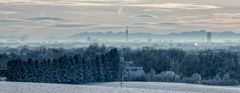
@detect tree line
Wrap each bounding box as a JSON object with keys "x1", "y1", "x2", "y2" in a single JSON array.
[
  {"x1": 123, "y1": 47, "x2": 240, "y2": 85},
  {"x1": 6, "y1": 45, "x2": 122, "y2": 84},
  {"x1": 5, "y1": 44, "x2": 240, "y2": 85}
]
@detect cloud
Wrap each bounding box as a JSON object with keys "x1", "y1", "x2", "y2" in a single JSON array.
[
  {"x1": 131, "y1": 22, "x2": 179, "y2": 26},
  {"x1": 0, "y1": 18, "x2": 61, "y2": 25},
  {"x1": 0, "y1": 18, "x2": 59, "y2": 30},
  {"x1": 52, "y1": 23, "x2": 98, "y2": 28},
  {"x1": 212, "y1": 13, "x2": 240, "y2": 18},
  {"x1": 0, "y1": 11, "x2": 17, "y2": 15},
  {"x1": 0, "y1": 19, "x2": 22, "y2": 23},
  {"x1": 0, "y1": 0, "x2": 112, "y2": 6},
  {"x1": 131, "y1": 22, "x2": 149, "y2": 26},
  {"x1": 27, "y1": 17, "x2": 64, "y2": 21},
  {"x1": 176, "y1": 13, "x2": 240, "y2": 30},
  {"x1": 160, "y1": 22, "x2": 178, "y2": 26},
  {"x1": 131, "y1": 22, "x2": 159, "y2": 26},
  {"x1": 0, "y1": 1, "x2": 221, "y2": 10},
  {"x1": 130, "y1": 22, "x2": 178, "y2": 30},
  {"x1": 131, "y1": 14, "x2": 159, "y2": 18},
  {"x1": 1, "y1": 0, "x2": 239, "y2": 38},
  {"x1": 143, "y1": 9, "x2": 172, "y2": 12},
  {"x1": 128, "y1": 3, "x2": 221, "y2": 10},
  {"x1": 92, "y1": 24, "x2": 144, "y2": 29}
]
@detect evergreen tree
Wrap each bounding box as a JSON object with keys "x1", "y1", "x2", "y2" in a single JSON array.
[
  {"x1": 109, "y1": 48, "x2": 120, "y2": 81},
  {"x1": 95, "y1": 55, "x2": 104, "y2": 82}
]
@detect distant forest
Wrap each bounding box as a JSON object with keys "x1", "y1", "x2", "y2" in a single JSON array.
[
  {"x1": 6, "y1": 45, "x2": 122, "y2": 84},
  {"x1": 123, "y1": 47, "x2": 240, "y2": 85},
  {"x1": 2, "y1": 44, "x2": 240, "y2": 85}
]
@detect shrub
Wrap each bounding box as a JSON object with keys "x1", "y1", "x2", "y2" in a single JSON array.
[
  {"x1": 134, "y1": 75, "x2": 146, "y2": 81},
  {"x1": 181, "y1": 73, "x2": 202, "y2": 84},
  {"x1": 221, "y1": 73, "x2": 239, "y2": 85},
  {"x1": 124, "y1": 74, "x2": 146, "y2": 81},
  {"x1": 155, "y1": 71, "x2": 180, "y2": 82},
  {"x1": 0, "y1": 77, "x2": 7, "y2": 81},
  {"x1": 145, "y1": 69, "x2": 156, "y2": 81},
  {"x1": 201, "y1": 74, "x2": 239, "y2": 86}
]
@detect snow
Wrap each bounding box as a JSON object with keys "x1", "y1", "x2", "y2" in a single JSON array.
[
  {"x1": 87, "y1": 82, "x2": 240, "y2": 93},
  {"x1": 0, "y1": 82, "x2": 189, "y2": 93},
  {"x1": 0, "y1": 81, "x2": 240, "y2": 93}
]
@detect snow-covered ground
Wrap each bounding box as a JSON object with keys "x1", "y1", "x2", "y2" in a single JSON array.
[
  {"x1": 0, "y1": 81, "x2": 240, "y2": 93},
  {"x1": 87, "y1": 82, "x2": 240, "y2": 93}
]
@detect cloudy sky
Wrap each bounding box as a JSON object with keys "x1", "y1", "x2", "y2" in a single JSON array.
[{"x1": 0, "y1": 0, "x2": 240, "y2": 39}]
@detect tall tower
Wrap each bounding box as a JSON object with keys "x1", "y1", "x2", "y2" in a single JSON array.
[
  {"x1": 126, "y1": 25, "x2": 128, "y2": 41},
  {"x1": 207, "y1": 32, "x2": 211, "y2": 42}
]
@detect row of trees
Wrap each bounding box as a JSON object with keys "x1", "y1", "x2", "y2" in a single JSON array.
[
  {"x1": 123, "y1": 47, "x2": 240, "y2": 85},
  {"x1": 6, "y1": 45, "x2": 122, "y2": 84},
  {"x1": 5, "y1": 44, "x2": 240, "y2": 85},
  {"x1": 0, "y1": 46, "x2": 85, "y2": 73}
]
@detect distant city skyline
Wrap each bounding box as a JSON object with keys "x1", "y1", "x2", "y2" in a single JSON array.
[{"x1": 0, "y1": 0, "x2": 240, "y2": 39}]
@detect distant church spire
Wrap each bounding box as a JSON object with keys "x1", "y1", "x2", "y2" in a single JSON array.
[{"x1": 126, "y1": 25, "x2": 128, "y2": 41}]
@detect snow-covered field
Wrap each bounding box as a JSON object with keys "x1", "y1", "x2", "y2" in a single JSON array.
[
  {"x1": 0, "y1": 81, "x2": 239, "y2": 93},
  {"x1": 87, "y1": 82, "x2": 240, "y2": 93}
]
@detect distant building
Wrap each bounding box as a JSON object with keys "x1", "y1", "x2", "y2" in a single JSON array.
[
  {"x1": 120, "y1": 57, "x2": 145, "y2": 78},
  {"x1": 126, "y1": 66, "x2": 145, "y2": 77},
  {"x1": 124, "y1": 60, "x2": 145, "y2": 77},
  {"x1": 207, "y1": 32, "x2": 211, "y2": 42}
]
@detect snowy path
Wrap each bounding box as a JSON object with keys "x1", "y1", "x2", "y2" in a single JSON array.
[{"x1": 0, "y1": 81, "x2": 240, "y2": 93}]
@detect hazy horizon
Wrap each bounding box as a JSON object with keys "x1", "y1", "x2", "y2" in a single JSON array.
[{"x1": 0, "y1": 0, "x2": 240, "y2": 39}]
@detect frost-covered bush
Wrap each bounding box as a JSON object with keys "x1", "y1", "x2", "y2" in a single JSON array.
[
  {"x1": 221, "y1": 73, "x2": 239, "y2": 85},
  {"x1": 0, "y1": 77, "x2": 7, "y2": 81},
  {"x1": 181, "y1": 73, "x2": 202, "y2": 84},
  {"x1": 124, "y1": 73, "x2": 146, "y2": 81},
  {"x1": 202, "y1": 74, "x2": 239, "y2": 86},
  {"x1": 145, "y1": 69, "x2": 156, "y2": 81},
  {"x1": 155, "y1": 71, "x2": 180, "y2": 82},
  {"x1": 133, "y1": 76, "x2": 146, "y2": 81}
]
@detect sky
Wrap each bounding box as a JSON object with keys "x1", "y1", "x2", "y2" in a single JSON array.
[{"x1": 0, "y1": 0, "x2": 240, "y2": 39}]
